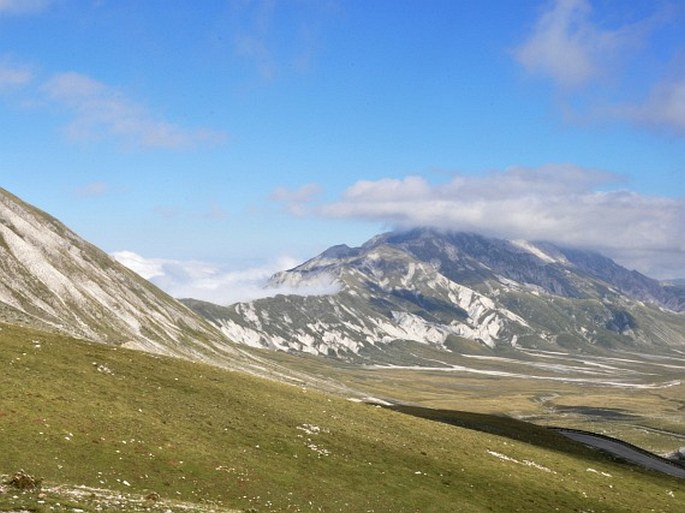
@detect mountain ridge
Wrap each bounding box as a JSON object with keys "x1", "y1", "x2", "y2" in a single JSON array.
[
  {"x1": 0, "y1": 187, "x2": 238, "y2": 365},
  {"x1": 185, "y1": 228, "x2": 685, "y2": 361}
]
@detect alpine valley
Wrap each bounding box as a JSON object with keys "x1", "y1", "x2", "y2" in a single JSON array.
[{"x1": 1, "y1": 187, "x2": 685, "y2": 513}]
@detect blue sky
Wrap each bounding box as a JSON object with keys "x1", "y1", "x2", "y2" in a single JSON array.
[{"x1": 1, "y1": 0, "x2": 683, "y2": 303}]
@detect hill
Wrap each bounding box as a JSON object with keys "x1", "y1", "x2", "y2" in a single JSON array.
[
  {"x1": 0, "y1": 187, "x2": 283, "y2": 377},
  {"x1": 1, "y1": 322, "x2": 682, "y2": 513}
]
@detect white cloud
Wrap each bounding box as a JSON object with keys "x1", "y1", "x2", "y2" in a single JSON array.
[
  {"x1": 317, "y1": 166, "x2": 685, "y2": 279},
  {"x1": 153, "y1": 205, "x2": 180, "y2": 219},
  {"x1": 0, "y1": 0, "x2": 52, "y2": 15},
  {"x1": 235, "y1": 32, "x2": 277, "y2": 81},
  {"x1": 515, "y1": 1, "x2": 685, "y2": 135},
  {"x1": 42, "y1": 72, "x2": 226, "y2": 149},
  {"x1": 0, "y1": 58, "x2": 227, "y2": 149},
  {"x1": 0, "y1": 61, "x2": 33, "y2": 90},
  {"x1": 231, "y1": 0, "x2": 335, "y2": 80},
  {"x1": 620, "y1": 76, "x2": 685, "y2": 135},
  {"x1": 111, "y1": 251, "x2": 339, "y2": 305},
  {"x1": 111, "y1": 251, "x2": 167, "y2": 280},
  {"x1": 233, "y1": 0, "x2": 278, "y2": 80},
  {"x1": 514, "y1": 0, "x2": 643, "y2": 89},
  {"x1": 270, "y1": 183, "x2": 322, "y2": 216},
  {"x1": 75, "y1": 181, "x2": 108, "y2": 198}
]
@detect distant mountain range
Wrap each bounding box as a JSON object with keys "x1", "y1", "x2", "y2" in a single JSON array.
[
  {"x1": 2, "y1": 186, "x2": 683, "y2": 368},
  {"x1": 183, "y1": 229, "x2": 685, "y2": 361}
]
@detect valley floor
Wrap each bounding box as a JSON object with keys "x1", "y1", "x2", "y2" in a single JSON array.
[{"x1": 254, "y1": 343, "x2": 685, "y2": 455}]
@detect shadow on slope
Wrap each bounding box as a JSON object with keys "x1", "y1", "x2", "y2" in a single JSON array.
[
  {"x1": 385, "y1": 404, "x2": 591, "y2": 453},
  {"x1": 385, "y1": 403, "x2": 685, "y2": 479}
]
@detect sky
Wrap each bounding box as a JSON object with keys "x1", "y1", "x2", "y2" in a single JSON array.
[{"x1": 1, "y1": 0, "x2": 684, "y2": 304}]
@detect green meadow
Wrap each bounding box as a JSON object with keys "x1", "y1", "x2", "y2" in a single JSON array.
[{"x1": 0, "y1": 323, "x2": 682, "y2": 513}]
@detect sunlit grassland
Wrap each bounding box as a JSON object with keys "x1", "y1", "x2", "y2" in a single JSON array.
[
  {"x1": 1, "y1": 322, "x2": 683, "y2": 512},
  {"x1": 251, "y1": 343, "x2": 685, "y2": 455}
]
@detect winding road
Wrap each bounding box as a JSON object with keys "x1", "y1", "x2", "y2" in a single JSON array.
[{"x1": 556, "y1": 429, "x2": 685, "y2": 479}]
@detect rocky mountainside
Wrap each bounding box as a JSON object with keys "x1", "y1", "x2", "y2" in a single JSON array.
[
  {"x1": 662, "y1": 279, "x2": 685, "y2": 306},
  {"x1": 0, "y1": 187, "x2": 236, "y2": 363},
  {"x1": 184, "y1": 229, "x2": 685, "y2": 361}
]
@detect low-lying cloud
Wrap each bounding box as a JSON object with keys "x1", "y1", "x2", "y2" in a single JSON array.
[
  {"x1": 111, "y1": 251, "x2": 340, "y2": 305},
  {"x1": 312, "y1": 165, "x2": 684, "y2": 279}
]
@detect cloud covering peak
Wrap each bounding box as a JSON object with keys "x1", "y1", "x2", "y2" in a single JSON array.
[{"x1": 310, "y1": 166, "x2": 683, "y2": 279}]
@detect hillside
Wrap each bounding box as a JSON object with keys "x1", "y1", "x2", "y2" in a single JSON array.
[
  {"x1": 1, "y1": 322, "x2": 682, "y2": 513},
  {"x1": 185, "y1": 229, "x2": 685, "y2": 361},
  {"x1": 0, "y1": 187, "x2": 254, "y2": 370}
]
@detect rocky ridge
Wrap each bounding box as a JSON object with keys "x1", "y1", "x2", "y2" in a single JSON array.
[
  {"x1": 185, "y1": 229, "x2": 685, "y2": 361},
  {"x1": 0, "y1": 188, "x2": 235, "y2": 364}
]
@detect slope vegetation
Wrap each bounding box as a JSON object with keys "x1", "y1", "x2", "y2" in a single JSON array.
[{"x1": 0, "y1": 323, "x2": 682, "y2": 513}]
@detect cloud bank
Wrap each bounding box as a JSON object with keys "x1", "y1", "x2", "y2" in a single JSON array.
[
  {"x1": 308, "y1": 165, "x2": 684, "y2": 279},
  {"x1": 112, "y1": 251, "x2": 339, "y2": 305}
]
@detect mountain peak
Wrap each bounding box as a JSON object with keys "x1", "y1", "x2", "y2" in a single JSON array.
[
  {"x1": 186, "y1": 228, "x2": 685, "y2": 361},
  {"x1": 320, "y1": 244, "x2": 359, "y2": 259}
]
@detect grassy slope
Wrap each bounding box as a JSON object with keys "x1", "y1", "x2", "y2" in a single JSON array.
[
  {"x1": 0, "y1": 323, "x2": 682, "y2": 513},
  {"x1": 253, "y1": 341, "x2": 685, "y2": 454}
]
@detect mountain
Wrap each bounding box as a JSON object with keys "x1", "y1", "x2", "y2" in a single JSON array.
[
  {"x1": 0, "y1": 187, "x2": 238, "y2": 364},
  {"x1": 184, "y1": 228, "x2": 685, "y2": 361},
  {"x1": 662, "y1": 278, "x2": 685, "y2": 306}
]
